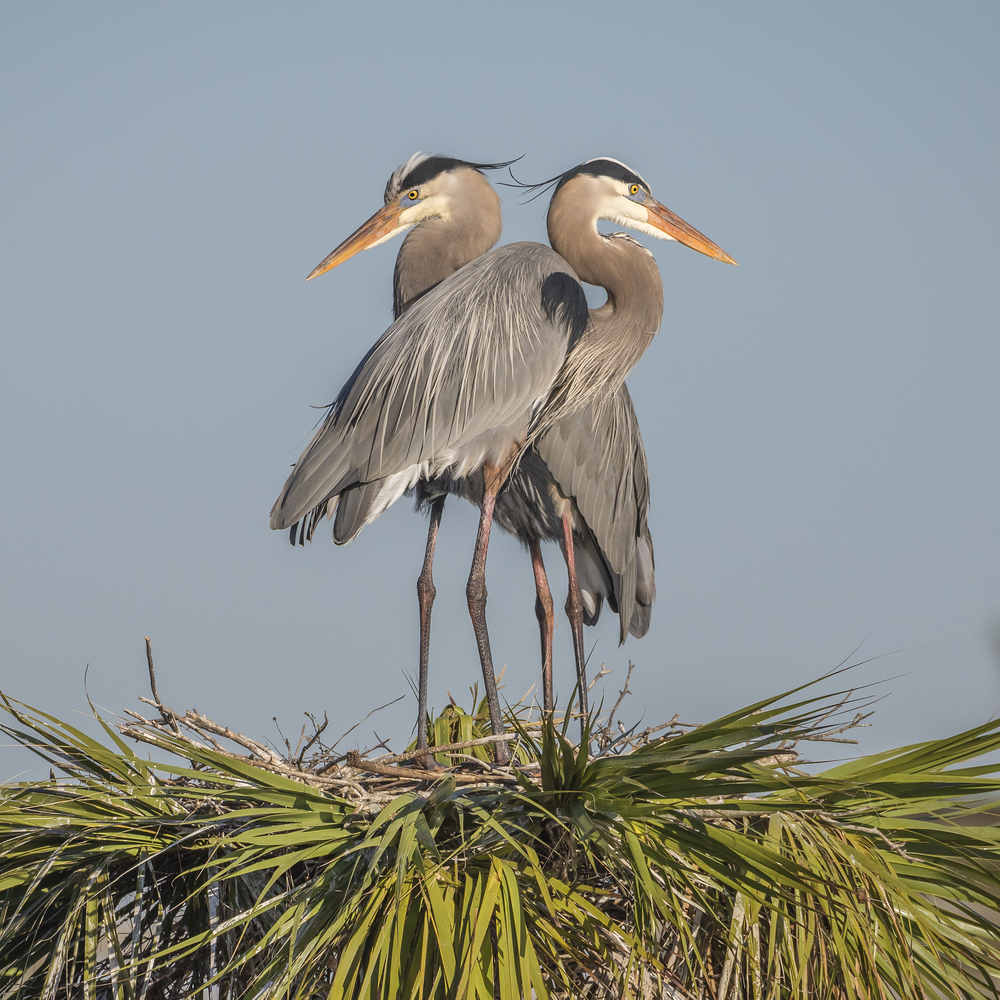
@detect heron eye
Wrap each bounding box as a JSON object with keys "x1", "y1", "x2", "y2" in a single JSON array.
[
  {"x1": 407, "y1": 189, "x2": 419, "y2": 200},
  {"x1": 629, "y1": 184, "x2": 640, "y2": 196}
]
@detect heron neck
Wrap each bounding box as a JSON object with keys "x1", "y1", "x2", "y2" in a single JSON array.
[
  {"x1": 394, "y1": 179, "x2": 502, "y2": 318},
  {"x1": 548, "y1": 204, "x2": 664, "y2": 395},
  {"x1": 584, "y1": 235, "x2": 664, "y2": 375}
]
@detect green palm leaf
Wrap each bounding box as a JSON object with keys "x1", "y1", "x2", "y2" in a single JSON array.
[{"x1": 3, "y1": 675, "x2": 1000, "y2": 999}]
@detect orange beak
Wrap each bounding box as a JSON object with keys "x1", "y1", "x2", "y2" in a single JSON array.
[
  {"x1": 306, "y1": 203, "x2": 406, "y2": 280},
  {"x1": 646, "y1": 199, "x2": 737, "y2": 265}
]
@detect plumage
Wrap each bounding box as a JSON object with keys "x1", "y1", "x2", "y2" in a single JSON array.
[
  {"x1": 270, "y1": 244, "x2": 582, "y2": 540},
  {"x1": 274, "y1": 152, "x2": 734, "y2": 759},
  {"x1": 533, "y1": 389, "x2": 655, "y2": 643}
]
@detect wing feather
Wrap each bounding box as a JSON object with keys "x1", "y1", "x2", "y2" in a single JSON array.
[
  {"x1": 271, "y1": 243, "x2": 580, "y2": 531},
  {"x1": 535, "y1": 384, "x2": 655, "y2": 642}
]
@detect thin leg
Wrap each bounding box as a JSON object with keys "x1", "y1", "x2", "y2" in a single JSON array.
[
  {"x1": 416, "y1": 496, "x2": 445, "y2": 761},
  {"x1": 529, "y1": 539, "x2": 555, "y2": 714},
  {"x1": 561, "y1": 513, "x2": 589, "y2": 725},
  {"x1": 467, "y1": 465, "x2": 510, "y2": 766}
]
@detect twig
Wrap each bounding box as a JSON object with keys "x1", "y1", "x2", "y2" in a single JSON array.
[
  {"x1": 373, "y1": 733, "x2": 520, "y2": 765},
  {"x1": 363, "y1": 734, "x2": 393, "y2": 758},
  {"x1": 119, "y1": 724, "x2": 368, "y2": 794},
  {"x1": 271, "y1": 716, "x2": 294, "y2": 764},
  {"x1": 444, "y1": 753, "x2": 495, "y2": 771},
  {"x1": 796, "y1": 735, "x2": 861, "y2": 745},
  {"x1": 291, "y1": 722, "x2": 307, "y2": 762},
  {"x1": 587, "y1": 665, "x2": 612, "y2": 693},
  {"x1": 296, "y1": 712, "x2": 328, "y2": 766},
  {"x1": 133, "y1": 702, "x2": 285, "y2": 766},
  {"x1": 754, "y1": 752, "x2": 799, "y2": 768},
  {"x1": 145, "y1": 637, "x2": 179, "y2": 734},
  {"x1": 606, "y1": 662, "x2": 635, "y2": 735},
  {"x1": 325, "y1": 696, "x2": 405, "y2": 754},
  {"x1": 185, "y1": 709, "x2": 285, "y2": 764},
  {"x1": 825, "y1": 820, "x2": 917, "y2": 862},
  {"x1": 793, "y1": 710, "x2": 873, "y2": 744},
  {"x1": 345, "y1": 751, "x2": 517, "y2": 785},
  {"x1": 595, "y1": 714, "x2": 695, "y2": 756}
]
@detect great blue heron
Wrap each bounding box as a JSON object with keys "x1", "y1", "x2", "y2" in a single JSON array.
[
  {"x1": 294, "y1": 152, "x2": 656, "y2": 753},
  {"x1": 272, "y1": 156, "x2": 734, "y2": 763}
]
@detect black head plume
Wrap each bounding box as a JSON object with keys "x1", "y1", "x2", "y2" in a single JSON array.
[
  {"x1": 385, "y1": 152, "x2": 523, "y2": 203},
  {"x1": 503, "y1": 157, "x2": 651, "y2": 204}
]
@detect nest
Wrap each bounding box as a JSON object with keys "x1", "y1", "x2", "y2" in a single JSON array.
[{"x1": 119, "y1": 640, "x2": 762, "y2": 811}]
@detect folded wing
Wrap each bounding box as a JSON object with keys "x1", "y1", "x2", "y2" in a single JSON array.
[
  {"x1": 535, "y1": 384, "x2": 655, "y2": 642},
  {"x1": 271, "y1": 243, "x2": 588, "y2": 543}
]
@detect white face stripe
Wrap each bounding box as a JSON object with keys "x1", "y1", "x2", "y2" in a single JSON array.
[
  {"x1": 366, "y1": 191, "x2": 451, "y2": 251},
  {"x1": 596, "y1": 178, "x2": 675, "y2": 242},
  {"x1": 367, "y1": 224, "x2": 413, "y2": 250},
  {"x1": 607, "y1": 215, "x2": 676, "y2": 242},
  {"x1": 399, "y1": 193, "x2": 451, "y2": 227},
  {"x1": 366, "y1": 188, "x2": 453, "y2": 250}
]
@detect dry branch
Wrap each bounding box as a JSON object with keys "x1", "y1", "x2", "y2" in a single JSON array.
[
  {"x1": 118, "y1": 649, "x2": 876, "y2": 811},
  {"x1": 144, "y1": 637, "x2": 179, "y2": 733},
  {"x1": 344, "y1": 751, "x2": 518, "y2": 785},
  {"x1": 373, "y1": 733, "x2": 520, "y2": 765}
]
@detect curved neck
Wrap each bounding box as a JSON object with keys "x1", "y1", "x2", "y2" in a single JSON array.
[
  {"x1": 393, "y1": 170, "x2": 502, "y2": 318},
  {"x1": 546, "y1": 192, "x2": 664, "y2": 398}
]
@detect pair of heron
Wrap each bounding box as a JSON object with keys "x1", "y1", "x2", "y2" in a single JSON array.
[{"x1": 270, "y1": 153, "x2": 735, "y2": 765}]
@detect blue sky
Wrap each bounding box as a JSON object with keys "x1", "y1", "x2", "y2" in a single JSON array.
[{"x1": 2, "y1": 2, "x2": 998, "y2": 777}]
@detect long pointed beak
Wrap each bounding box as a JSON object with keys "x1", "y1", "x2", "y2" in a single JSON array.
[
  {"x1": 306, "y1": 203, "x2": 406, "y2": 280},
  {"x1": 646, "y1": 199, "x2": 737, "y2": 265}
]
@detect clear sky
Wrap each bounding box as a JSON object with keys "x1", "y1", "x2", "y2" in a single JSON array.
[{"x1": 2, "y1": 2, "x2": 998, "y2": 778}]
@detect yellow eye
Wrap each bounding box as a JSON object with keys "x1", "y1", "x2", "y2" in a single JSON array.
[
  {"x1": 629, "y1": 184, "x2": 639, "y2": 195},
  {"x1": 407, "y1": 189, "x2": 419, "y2": 200}
]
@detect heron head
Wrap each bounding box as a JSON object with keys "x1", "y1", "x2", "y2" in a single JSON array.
[
  {"x1": 546, "y1": 157, "x2": 736, "y2": 265},
  {"x1": 306, "y1": 153, "x2": 516, "y2": 280}
]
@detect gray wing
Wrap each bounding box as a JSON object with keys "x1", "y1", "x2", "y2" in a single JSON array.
[
  {"x1": 535, "y1": 384, "x2": 655, "y2": 643},
  {"x1": 271, "y1": 242, "x2": 586, "y2": 538}
]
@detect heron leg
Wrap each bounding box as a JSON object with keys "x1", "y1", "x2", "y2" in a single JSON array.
[
  {"x1": 467, "y1": 462, "x2": 512, "y2": 766},
  {"x1": 416, "y1": 496, "x2": 445, "y2": 764},
  {"x1": 561, "y1": 513, "x2": 589, "y2": 725},
  {"x1": 529, "y1": 539, "x2": 555, "y2": 714}
]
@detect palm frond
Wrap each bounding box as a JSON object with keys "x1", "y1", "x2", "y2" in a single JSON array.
[{"x1": 2, "y1": 676, "x2": 1000, "y2": 999}]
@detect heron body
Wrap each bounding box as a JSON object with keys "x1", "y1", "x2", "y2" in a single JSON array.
[
  {"x1": 273, "y1": 236, "x2": 588, "y2": 762},
  {"x1": 272, "y1": 154, "x2": 734, "y2": 762},
  {"x1": 272, "y1": 241, "x2": 586, "y2": 540}
]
